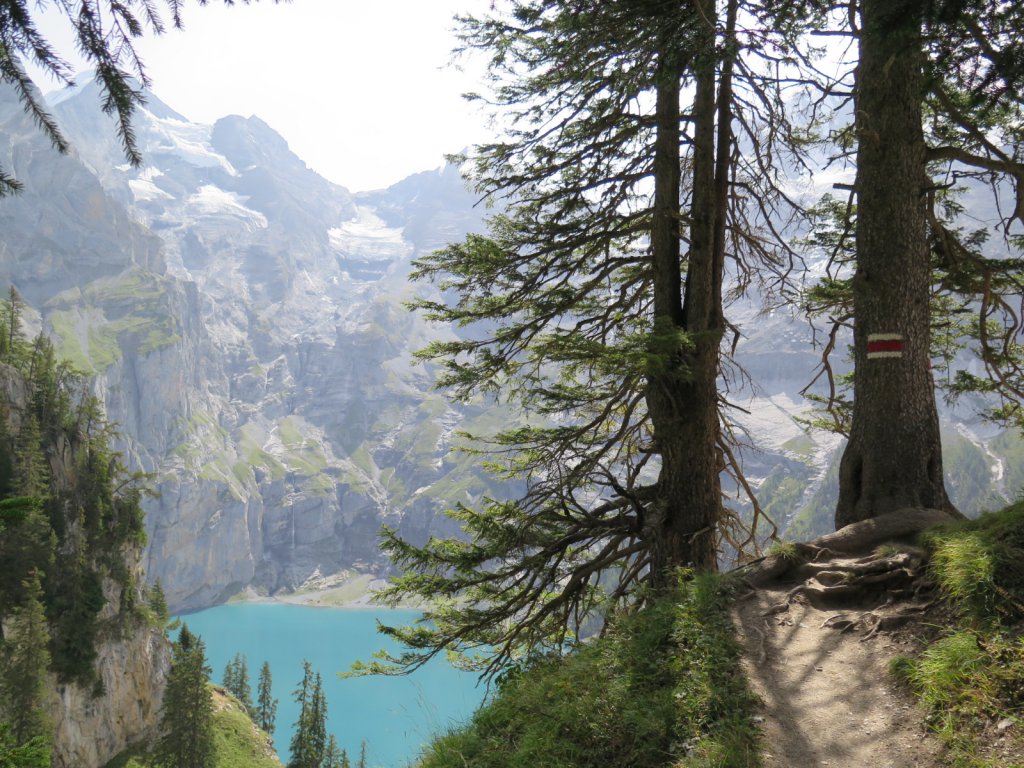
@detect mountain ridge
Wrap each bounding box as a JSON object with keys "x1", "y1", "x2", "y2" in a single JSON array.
[{"x1": 0, "y1": 78, "x2": 1019, "y2": 612}]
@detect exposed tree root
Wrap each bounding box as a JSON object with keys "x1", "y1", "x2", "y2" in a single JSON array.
[
  {"x1": 819, "y1": 601, "x2": 938, "y2": 640},
  {"x1": 737, "y1": 508, "x2": 957, "y2": 638},
  {"x1": 765, "y1": 569, "x2": 916, "y2": 613},
  {"x1": 739, "y1": 507, "x2": 956, "y2": 587}
]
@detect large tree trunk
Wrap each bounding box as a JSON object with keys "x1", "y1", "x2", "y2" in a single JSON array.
[
  {"x1": 836, "y1": 0, "x2": 955, "y2": 528},
  {"x1": 646, "y1": 0, "x2": 724, "y2": 584}
]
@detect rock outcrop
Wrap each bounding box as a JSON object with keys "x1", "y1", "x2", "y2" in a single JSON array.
[
  {"x1": 0, "y1": 354, "x2": 169, "y2": 768},
  {"x1": 49, "y1": 569, "x2": 170, "y2": 768}
]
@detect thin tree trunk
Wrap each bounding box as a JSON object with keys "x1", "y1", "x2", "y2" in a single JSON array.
[
  {"x1": 646, "y1": 0, "x2": 724, "y2": 584},
  {"x1": 836, "y1": 0, "x2": 956, "y2": 528},
  {"x1": 645, "y1": 54, "x2": 691, "y2": 586}
]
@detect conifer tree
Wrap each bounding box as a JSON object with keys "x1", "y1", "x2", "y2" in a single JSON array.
[
  {"x1": 25, "y1": 334, "x2": 76, "y2": 440},
  {"x1": 155, "y1": 625, "x2": 214, "y2": 768},
  {"x1": 0, "y1": 498, "x2": 53, "y2": 618},
  {"x1": 289, "y1": 660, "x2": 313, "y2": 765},
  {"x1": 321, "y1": 735, "x2": 348, "y2": 768},
  {"x1": 11, "y1": 413, "x2": 48, "y2": 498},
  {"x1": 147, "y1": 579, "x2": 170, "y2": 627},
  {"x1": 47, "y1": 541, "x2": 105, "y2": 683},
  {"x1": 2, "y1": 288, "x2": 25, "y2": 364},
  {"x1": 356, "y1": 740, "x2": 367, "y2": 768},
  {"x1": 257, "y1": 660, "x2": 278, "y2": 736},
  {"x1": 310, "y1": 673, "x2": 327, "y2": 763},
  {"x1": 0, "y1": 572, "x2": 52, "y2": 756},
  {"x1": 289, "y1": 661, "x2": 327, "y2": 768},
  {"x1": 832, "y1": 0, "x2": 956, "y2": 526},
  {"x1": 223, "y1": 656, "x2": 239, "y2": 697},
  {"x1": 375, "y1": 0, "x2": 802, "y2": 677},
  {"x1": 0, "y1": 722, "x2": 49, "y2": 768},
  {"x1": 223, "y1": 652, "x2": 254, "y2": 715},
  {"x1": 787, "y1": 0, "x2": 1024, "y2": 527},
  {"x1": 237, "y1": 654, "x2": 253, "y2": 714},
  {"x1": 0, "y1": 286, "x2": 166, "y2": 694}
]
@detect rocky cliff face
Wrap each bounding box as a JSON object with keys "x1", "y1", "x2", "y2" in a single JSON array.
[
  {"x1": 0, "y1": 78, "x2": 1019, "y2": 613},
  {"x1": 49, "y1": 569, "x2": 170, "y2": 768},
  {"x1": 1, "y1": 79, "x2": 498, "y2": 611},
  {"x1": 0, "y1": 352, "x2": 169, "y2": 767}
]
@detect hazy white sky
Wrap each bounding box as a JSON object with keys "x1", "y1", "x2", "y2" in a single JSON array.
[{"x1": 33, "y1": 0, "x2": 495, "y2": 191}]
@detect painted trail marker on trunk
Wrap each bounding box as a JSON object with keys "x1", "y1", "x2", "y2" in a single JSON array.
[{"x1": 866, "y1": 333, "x2": 904, "y2": 359}]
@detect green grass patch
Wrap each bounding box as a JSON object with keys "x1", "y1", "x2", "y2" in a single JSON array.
[
  {"x1": 892, "y1": 631, "x2": 1024, "y2": 767},
  {"x1": 87, "y1": 323, "x2": 125, "y2": 368},
  {"x1": 303, "y1": 473, "x2": 335, "y2": 497},
  {"x1": 138, "y1": 325, "x2": 180, "y2": 356},
  {"x1": 79, "y1": 269, "x2": 168, "y2": 304},
  {"x1": 349, "y1": 444, "x2": 376, "y2": 475},
  {"x1": 185, "y1": 411, "x2": 229, "y2": 439},
  {"x1": 274, "y1": 417, "x2": 328, "y2": 475},
  {"x1": 923, "y1": 502, "x2": 1024, "y2": 627},
  {"x1": 50, "y1": 306, "x2": 179, "y2": 374},
  {"x1": 766, "y1": 540, "x2": 799, "y2": 562},
  {"x1": 415, "y1": 574, "x2": 760, "y2": 768},
  {"x1": 48, "y1": 309, "x2": 93, "y2": 372},
  {"x1": 102, "y1": 688, "x2": 281, "y2": 768},
  {"x1": 278, "y1": 416, "x2": 305, "y2": 447},
  {"x1": 232, "y1": 462, "x2": 254, "y2": 489},
  {"x1": 421, "y1": 471, "x2": 489, "y2": 507},
  {"x1": 197, "y1": 452, "x2": 246, "y2": 500},
  {"x1": 209, "y1": 692, "x2": 281, "y2": 768},
  {"x1": 238, "y1": 425, "x2": 287, "y2": 481},
  {"x1": 892, "y1": 501, "x2": 1024, "y2": 767},
  {"x1": 283, "y1": 445, "x2": 328, "y2": 476},
  {"x1": 781, "y1": 434, "x2": 815, "y2": 459}
]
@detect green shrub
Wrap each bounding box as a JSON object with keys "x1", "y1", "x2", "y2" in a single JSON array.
[{"x1": 416, "y1": 574, "x2": 759, "y2": 768}]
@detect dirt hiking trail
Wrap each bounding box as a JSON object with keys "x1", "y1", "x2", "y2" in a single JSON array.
[{"x1": 734, "y1": 586, "x2": 946, "y2": 767}]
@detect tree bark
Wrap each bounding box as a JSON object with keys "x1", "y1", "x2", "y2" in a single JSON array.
[
  {"x1": 646, "y1": 0, "x2": 725, "y2": 584},
  {"x1": 836, "y1": 0, "x2": 956, "y2": 528}
]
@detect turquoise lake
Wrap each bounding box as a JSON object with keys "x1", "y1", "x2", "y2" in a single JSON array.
[{"x1": 179, "y1": 603, "x2": 486, "y2": 767}]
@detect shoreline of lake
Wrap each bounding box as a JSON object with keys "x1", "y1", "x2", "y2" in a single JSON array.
[{"x1": 221, "y1": 572, "x2": 427, "y2": 612}]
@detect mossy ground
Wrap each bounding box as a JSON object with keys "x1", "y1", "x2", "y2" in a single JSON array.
[{"x1": 415, "y1": 574, "x2": 760, "y2": 768}]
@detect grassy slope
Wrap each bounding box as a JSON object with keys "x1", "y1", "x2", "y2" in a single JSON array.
[
  {"x1": 416, "y1": 575, "x2": 760, "y2": 768},
  {"x1": 102, "y1": 686, "x2": 281, "y2": 768},
  {"x1": 891, "y1": 501, "x2": 1024, "y2": 768}
]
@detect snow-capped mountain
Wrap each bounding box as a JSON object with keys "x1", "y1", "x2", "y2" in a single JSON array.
[
  {"x1": 1, "y1": 79, "x2": 502, "y2": 609},
  {"x1": 0, "y1": 78, "x2": 1017, "y2": 610}
]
